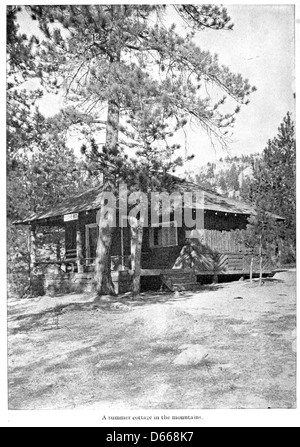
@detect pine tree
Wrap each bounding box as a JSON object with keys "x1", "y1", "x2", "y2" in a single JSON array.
[
  {"x1": 250, "y1": 113, "x2": 296, "y2": 264},
  {"x1": 238, "y1": 113, "x2": 296, "y2": 284},
  {"x1": 20, "y1": 5, "x2": 256, "y2": 295},
  {"x1": 7, "y1": 6, "x2": 47, "y2": 165},
  {"x1": 7, "y1": 112, "x2": 86, "y2": 297},
  {"x1": 241, "y1": 212, "x2": 278, "y2": 285}
]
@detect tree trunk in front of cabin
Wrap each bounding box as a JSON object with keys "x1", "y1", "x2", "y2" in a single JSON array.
[
  {"x1": 94, "y1": 93, "x2": 120, "y2": 296},
  {"x1": 249, "y1": 255, "x2": 254, "y2": 283},
  {"x1": 94, "y1": 33, "x2": 121, "y2": 295},
  {"x1": 95, "y1": 223, "x2": 115, "y2": 296},
  {"x1": 130, "y1": 216, "x2": 144, "y2": 298},
  {"x1": 259, "y1": 235, "x2": 263, "y2": 286}
]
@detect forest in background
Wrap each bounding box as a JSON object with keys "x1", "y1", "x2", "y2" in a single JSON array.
[
  {"x1": 188, "y1": 113, "x2": 296, "y2": 269},
  {"x1": 186, "y1": 153, "x2": 259, "y2": 200}
]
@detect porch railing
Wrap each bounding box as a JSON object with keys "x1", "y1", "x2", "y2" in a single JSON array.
[{"x1": 35, "y1": 255, "x2": 130, "y2": 274}]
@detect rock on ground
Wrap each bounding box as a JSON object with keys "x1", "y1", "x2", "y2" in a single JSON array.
[{"x1": 173, "y1": 345, "x2": 208, "y2": 366}]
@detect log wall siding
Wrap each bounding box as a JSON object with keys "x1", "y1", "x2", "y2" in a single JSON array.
[
  {"x1": 141, "y1": 227, "x2": 247, "y2": 271},
  {"x1": 65, "y1": 211, "x2": 251, "y2": 269},
  {"x1": 192, "y1": 229, "x2": 246, "y2": 253},
  {"x1": 64, "y1": 209, "x2": 249, "y2": 256}
]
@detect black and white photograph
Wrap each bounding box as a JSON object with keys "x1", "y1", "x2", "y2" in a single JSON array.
[{"x1": 3, "y1": 1, "x2": 298, "y2": 426}]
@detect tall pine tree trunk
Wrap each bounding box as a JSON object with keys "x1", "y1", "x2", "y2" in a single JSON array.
[
  {"x1": 130, "y1": 215, "x2": 144, "y2": 297},
  {"x1": 259, "y1": 235, "x2": 263, "y2": 287},
  {"x1": 94, "y1": 94, "x2": 120, "y2": 296},
  {"x1": 94, "y1": 7, "x2": 121, "y2": 296},
  {"x1": 28, "y1": 223, "x2": 37, "y2": 293},
  {"x1": 249, "y1": 254, "x2": 253, "y2": 283},
  {"x1": 95, "y1": 217, "x2": 116, "y2": 296}
]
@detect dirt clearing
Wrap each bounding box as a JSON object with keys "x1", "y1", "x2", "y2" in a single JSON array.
[{"x1": 7, "y1": 270, "x2": 296, "y2": 410}]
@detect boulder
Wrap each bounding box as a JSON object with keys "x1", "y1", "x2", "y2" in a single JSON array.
[{"x1": 174, "y1": 345, "x2": 208, "y2": 366}]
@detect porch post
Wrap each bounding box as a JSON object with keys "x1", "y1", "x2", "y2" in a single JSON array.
[
  {"x1": 130, "y1": 223, "x2": 137, "y2": 272},
  {"x1": 55, "y1": 229, "x2": 62, "y2": 274},
  {"x1": 56, "y1": 230, "x2": 61, "y2": 261},
  {"x1": 121, "y1": 226, "x2": 125, "y2": 270},
  {"x1": 76, "y1": 220, "x2": 84, "y2": 273}
]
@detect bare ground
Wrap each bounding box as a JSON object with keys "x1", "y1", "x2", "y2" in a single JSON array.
[{"x1": 7, "y1": 270, "x2": 296, "y2": 410}]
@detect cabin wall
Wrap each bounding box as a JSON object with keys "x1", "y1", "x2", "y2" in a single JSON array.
[
  {"x1": 45, "y1": 210, "x2": 271, "y2": 295},
  {"x1": 192, "y1": 229, "x2": 246, "y2": 253},
  {"x1": 63, "y1": 211, "x2": 253, "y2": 274},
  {"x1": 142, "y1": 246, "x2": 183, "y2": 269},
  {"x1": 204, "y1": 211, "x2": 249, "y2": 231},
  {"x1": 141, "y1": 226, "x2": 186, "y2": 269},
  {"x1": 140, "y1": 212, "x2": 249, "y2": 271}
]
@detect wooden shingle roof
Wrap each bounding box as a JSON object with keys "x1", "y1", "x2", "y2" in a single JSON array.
[
  {"x1": 14, "y1": 184, "x2": 105, "y2": 224},
  {"x1": 14, "y1": 177, "x2": 283, "y2": 224}
]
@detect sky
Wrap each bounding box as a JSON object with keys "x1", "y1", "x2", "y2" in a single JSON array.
[
  {"x1": 175, "y1": 4, "x2": 295, "y2": 170},
  {"x1": 16, "y1": 4, "x2": 295, "y2": 172}
]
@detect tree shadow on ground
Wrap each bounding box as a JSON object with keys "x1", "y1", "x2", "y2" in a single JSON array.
[
  {"x1": 8, "y1": 284, "x2": 226, "y2": 334},
  {"x1": 8, "y1": 275, "x2": 288, "y2": 335},
  {"x1": 125, "y1": 284, "x2": 225, "y2": 307},
  {"x1": 8, "y1": 305, "x2": 72, "y2": 334}
]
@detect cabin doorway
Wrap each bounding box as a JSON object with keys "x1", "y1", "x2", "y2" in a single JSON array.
[{"x1": 85, "y1": 223, "x2": 99, "y2": 264}]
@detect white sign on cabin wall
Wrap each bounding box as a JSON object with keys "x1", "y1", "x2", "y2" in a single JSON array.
[{"x1": 63, "y1": 213, "x2": 79, "y2": 222}]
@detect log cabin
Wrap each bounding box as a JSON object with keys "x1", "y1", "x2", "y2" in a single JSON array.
[{"x1": 14, "y1": 177, "x2": 284, "y2": 295}]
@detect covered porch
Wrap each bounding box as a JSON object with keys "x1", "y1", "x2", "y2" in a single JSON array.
[
  {"x1": 13, "y1": 184, "x2": 134, "y2": 294},
  {"x1": 22, "y1": 209, "x2": 133, "y2": 295},
  {"x1": 37, "y1": 211, "x2": 131, "y2": 275}
]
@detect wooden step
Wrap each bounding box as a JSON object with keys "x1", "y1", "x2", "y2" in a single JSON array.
[{"x1": 160, "y1": 271, "x2": 198, "y2": 292}]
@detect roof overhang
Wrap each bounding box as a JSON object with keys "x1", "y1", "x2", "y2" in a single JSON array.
[{"x1": 13, "y1": 179, "x2": 285, "y2": 225}]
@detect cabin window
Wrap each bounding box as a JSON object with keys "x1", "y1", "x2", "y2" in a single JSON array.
[{"x1": 150, "y1": 222, "x2": 178, "y2": 248}]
